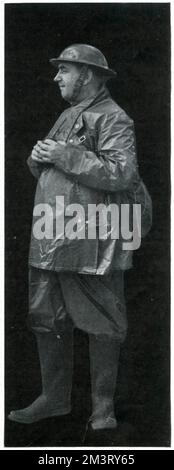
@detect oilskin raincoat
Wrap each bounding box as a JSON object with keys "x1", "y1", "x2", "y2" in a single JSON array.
[{"x1": 28, "y1": 86, "x2": 152, "y2": 275}]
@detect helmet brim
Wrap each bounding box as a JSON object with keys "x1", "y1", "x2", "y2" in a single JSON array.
[{"x1": 50, "y1": 58, "x2": 117, "y2": 78}]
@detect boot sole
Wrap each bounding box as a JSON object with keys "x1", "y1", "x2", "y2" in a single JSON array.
[{"x1": 8, "y1": 407, "x2": 71, "y2": 424}]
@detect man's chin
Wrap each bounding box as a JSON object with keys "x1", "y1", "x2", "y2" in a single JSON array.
[
  {"x1": 61, "y1": 92, "x2": 72, "y2": 103},
  {"x1": 60, "y1": 90, "x2": 69, "y2": 100}
]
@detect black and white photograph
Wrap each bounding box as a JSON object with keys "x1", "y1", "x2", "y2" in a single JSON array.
[{"x1": 4, "y1": 1, "x2": 171, "y2": 450}]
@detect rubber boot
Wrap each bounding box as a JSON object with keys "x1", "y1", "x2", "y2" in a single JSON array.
[
  {"x1": 8, "y1": 330, "x2": 73, "y2": 424},
  {"x1": 89, "y1": 334, "x2": 120, "y2": 430}
]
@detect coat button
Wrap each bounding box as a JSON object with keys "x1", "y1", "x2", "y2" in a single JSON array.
[{"x1": 69, "y1": 139, "x2": 74, "y2": 143}]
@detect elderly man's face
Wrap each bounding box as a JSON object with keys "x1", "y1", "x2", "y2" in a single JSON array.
[{"x1": 54, "y1": 62, "x2": 82, "y2": 102}]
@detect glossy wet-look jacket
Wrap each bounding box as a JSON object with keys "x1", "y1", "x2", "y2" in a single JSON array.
[{"x1": 28, "y1": 87, "x2": 152, "y2": 274}]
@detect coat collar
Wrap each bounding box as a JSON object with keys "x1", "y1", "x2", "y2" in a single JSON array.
[{"x1": 71, "y1": 85, "x2": 110, "y2": 114}]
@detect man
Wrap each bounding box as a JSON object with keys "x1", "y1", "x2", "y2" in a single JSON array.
[{"x1": 8, "y1": 44, "x2": 151, "y2": 442}]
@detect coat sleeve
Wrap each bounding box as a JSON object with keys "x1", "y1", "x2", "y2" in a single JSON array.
[
  {"x1": 27, "y1": 155, "x2": 45, "y2": 179},
  {"x1": 52, "y1": 111, "x2": 139, "y2": 192}
]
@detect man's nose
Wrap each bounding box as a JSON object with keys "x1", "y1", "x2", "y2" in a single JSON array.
[{"x1": 54, "y1": 71, "x2": 61, "y2": 82}]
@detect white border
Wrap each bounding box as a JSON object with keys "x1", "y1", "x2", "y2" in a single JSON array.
[{"x1": 0, "y1": 0, "x2": 4, "y2": 452}]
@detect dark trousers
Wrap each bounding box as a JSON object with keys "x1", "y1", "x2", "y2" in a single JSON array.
[
  {"x1": 28, "y1": 267, "x2": 127, "y2": 341},
  {"x1": 22, "y1": 267, "x2": 127, "y2": 419}
]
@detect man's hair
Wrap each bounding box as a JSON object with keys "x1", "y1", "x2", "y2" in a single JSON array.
[
  {"x1": 91, "y1": 66, "x2": 109, "y2": 86},
  {"x1": 72, "y1": 62, "x2": 108, "y2": 87}
]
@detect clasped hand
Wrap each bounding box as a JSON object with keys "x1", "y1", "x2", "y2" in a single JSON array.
[{"x1": 31, "y1": 139, "x2": 65, "y2": 163}]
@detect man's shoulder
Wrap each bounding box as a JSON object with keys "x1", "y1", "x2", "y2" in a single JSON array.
[{"x1": 85, "y1": 95, "x2": 133, "y2": 124}]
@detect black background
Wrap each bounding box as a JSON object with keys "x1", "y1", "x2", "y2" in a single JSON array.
[{"x1": 5, "y1": 3, "x2": 170, "y2": 447}]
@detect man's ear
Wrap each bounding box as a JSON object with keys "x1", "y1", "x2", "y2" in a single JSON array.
[{"x1": 83, "y1": 68, "x2": 93, "y2": 85}]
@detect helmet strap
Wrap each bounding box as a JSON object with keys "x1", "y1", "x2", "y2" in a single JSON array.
[{"x1": 69, "y1": 65, "x2": 89, "y2": 105}]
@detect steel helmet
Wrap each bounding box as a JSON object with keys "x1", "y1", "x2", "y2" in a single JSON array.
[{"x1": 50, "y1": 44, "x2": 117, "y2": 78}]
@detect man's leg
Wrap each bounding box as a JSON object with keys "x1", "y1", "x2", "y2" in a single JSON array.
[
  {"x1": 8, "y1": 268, "x2": 74, "y2": 424},
  {"x1": 89, "y1": 334, "x2": 120, "y2": 430},
  {"x1": 59, "y1": 271, "x2": 126, "y2": 432}
]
